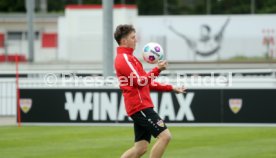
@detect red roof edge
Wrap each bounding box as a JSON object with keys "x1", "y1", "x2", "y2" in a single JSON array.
[{"x1": 66, "y1": 4, "x2": 137, "y2": 10}]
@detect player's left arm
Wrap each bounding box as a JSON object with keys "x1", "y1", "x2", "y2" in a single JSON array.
[
  {"x1": 172, "y1": 85, "x2": 186, "y2": 94},
  {"x1": 149, "y1": 81, "x2": 186, "y2": 93},
  {"x1": 149, "y1": 81, "x2": 172, "y2": 91}
]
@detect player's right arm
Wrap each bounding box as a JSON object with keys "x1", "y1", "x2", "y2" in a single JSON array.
[{"x1": 115, "y1": 54, "x2": 165, "y2": 87}]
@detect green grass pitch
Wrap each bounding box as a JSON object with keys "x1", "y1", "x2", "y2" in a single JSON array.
[{"x1": 0, "y1": 125, "x2": 276, "y2": 158}]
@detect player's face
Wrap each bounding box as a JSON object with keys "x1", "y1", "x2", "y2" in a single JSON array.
[{"x1": 124, "y1": 31, "x2": 137, "y2": 49}]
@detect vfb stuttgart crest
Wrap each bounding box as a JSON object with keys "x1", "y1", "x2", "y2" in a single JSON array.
[
  {"x1": 157, "y1": 119, "x2": 165, "y2": 127},
  {"x1": 229, "y1": 98, "x2": 242, "y2": 114},
  {"x1": 20, "y1": 98, "x2": 32, "y2": 113}
]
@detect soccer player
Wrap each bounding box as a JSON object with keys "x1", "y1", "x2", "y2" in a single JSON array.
[{"x1": 114, "y1": 24, "x2": 186, "y2": 158}]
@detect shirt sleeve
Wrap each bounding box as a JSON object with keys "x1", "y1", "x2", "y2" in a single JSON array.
[{"x1": 149, "y1": 81, "x2": 173, "y2": 92}]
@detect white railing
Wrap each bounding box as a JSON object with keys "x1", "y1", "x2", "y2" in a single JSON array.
[{"x1": 0, "y1": 79, "x2": 16, "y2": 116}]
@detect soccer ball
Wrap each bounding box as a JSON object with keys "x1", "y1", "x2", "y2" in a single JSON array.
[{"x1": 142, "y1": 42, "x2": 164, "y2": 64}]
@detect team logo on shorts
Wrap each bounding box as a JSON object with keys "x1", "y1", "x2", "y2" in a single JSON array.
[
  {"x1": 229, "y1": 98, "x2": 242, "y2": 114},
  {"x1": 20, "y1": 98, "x2": 32, "y2": 114},
  {"x1": 157, "y1": 119, "x2": 165, "y2": 127}
]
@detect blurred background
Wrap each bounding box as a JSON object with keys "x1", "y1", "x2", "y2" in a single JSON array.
[
  {"x1": 0, "y1": 0, "x2": 276, "y2": 63},
  {"x1": 0, "y1": 0, "x2": 276, "y2": 124},
  {"x1": 1, "y1": 2, "x2": 276, "y2": 158}
]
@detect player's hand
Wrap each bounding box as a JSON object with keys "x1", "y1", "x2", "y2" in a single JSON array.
[
  {"x1": 157, "y1": 60, "x2": 168, "y2": 71},
  {"x1": 173, "y1": 85, "x2": 187, "y2": 94}
]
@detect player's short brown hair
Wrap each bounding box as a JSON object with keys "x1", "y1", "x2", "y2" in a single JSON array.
[{"x1": 114, "y1": 24, "x2": 136, "y2": 45}]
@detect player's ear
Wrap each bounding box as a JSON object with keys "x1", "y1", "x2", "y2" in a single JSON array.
[
  {"x1": 121, "y1": 38, "x2": 127, "y2": 45},
  {"x1": 121, "y1": 38, "x2": 128, "y2": 45}
]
